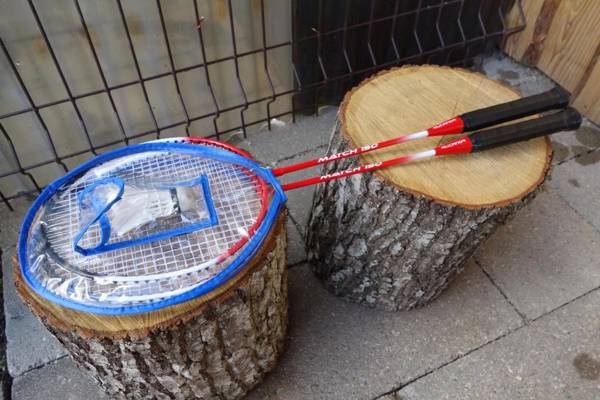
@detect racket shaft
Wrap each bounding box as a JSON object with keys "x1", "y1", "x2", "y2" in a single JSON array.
[
  {"x1": 272, "y1": 88, "x2": 569, "y2": 177},
  {"x1": 281, "y1": 136, "x2": 472, "y2": 190},
  {"x1": 272, "y1": 130, "x2": 429, "y2": 176},
  {"x1": 281, "y1": 149, "x2": 436, "y2": 190}
]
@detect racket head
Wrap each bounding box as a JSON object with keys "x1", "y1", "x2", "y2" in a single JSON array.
[
  {"x1": 18, "y1": 142, "x2": 285, "y2": 315},
  {"x1": 152, "y1": 136, "x2": 255, "y2": 160}
]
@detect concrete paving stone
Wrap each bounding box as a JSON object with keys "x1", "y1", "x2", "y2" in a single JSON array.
[
  {"x1": 12, "y1": 356, "x2": 107, "y2": 400},
  {"x1": 231, "y1": 106, "x2": 338, "y2": 166},
  {"x1": 476, "y1": 189, "x2": 600, "y2": 320},
  {"x1": 395, "y1": 288, "x2": 600, "y2": 400},
  {"x1": 2, "y1": 249, "x2": 67, "y2": 377},
  {"x1": 479, "y1": 52, "x2": 556, "y2": 97},
  {"x1": 548, "y1": 150, "x2": 600, "y2": 232},
  {"x1": 246, "y1": 261, "x2": 522, "y2": 400},
  {"x1": 286, "y1": 214, "x2": 307, "y2": 265},
  {"x1": 550, "y1": 119, "x2": 600, "y2": 165},
  {"x1": 0, "y1": 196, "x2": 33, "y2": 251}
]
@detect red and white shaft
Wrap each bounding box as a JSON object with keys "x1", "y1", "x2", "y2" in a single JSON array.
[
  {"x1": 281, "y1": 136, "x2": 472, "y2": 191},
  {"x1": 271, "y1": 117, "x2": 464, "y2": 176},
  {"x1": 273, "y1": 87, "x2": 571, "y2": 176}
]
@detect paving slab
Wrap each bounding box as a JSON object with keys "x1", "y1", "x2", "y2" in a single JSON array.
[
  {"x1": 2, "y1": 249, "x2": 67, "y2": 377},
  {"x1": 479, "y1": 52, "x2": 556, "y2": 97},
  {"x1": 286, "y1": 213, "x2": 307, "y2": 265},
  {"x1": 476, "y1": 189, "x2": 600, "y2": 320},
  {"x1": 231, "y1": 106, "x2": 337, "y2": 166},
  {"x1": 246, "y1": 261, "x2": 522, "y2": 400},
  {"x1": 12, "y1": 356, "x2": 107, "y2": 400},
  {"x1": 0, "y1": 196, "x2": 33, "y2": 251},
  {"x1": 550, "y1": 120, "x2": 600, "y2": 165},
  {"x1": 548, "y1": 149, "x2": 600, "y2": 232},
  {"x1": 393, "y1": 288, "x2": 600, "y2": 400}
]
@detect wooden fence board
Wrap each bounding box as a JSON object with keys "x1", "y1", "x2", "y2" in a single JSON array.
[
  {"x1": 536, "y1": 0, "x2": 600, "y2": 91},
  {"x1": 503, "y1": 0, "x2": 600, "y2": 124},
  {"x1": 504, "y1": 0, "x2": 545, "y2": 61},
  {"x1": 574, "y1": 58, "x2": 600, "y2": 122}
]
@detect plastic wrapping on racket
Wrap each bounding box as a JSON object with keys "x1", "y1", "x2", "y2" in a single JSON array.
[
  {"x1": 73, "y1": 174, "x2": 219, "y2": 256},
  {"x1": 19, "y1": 143, "x2": 284, "y2": 314}
]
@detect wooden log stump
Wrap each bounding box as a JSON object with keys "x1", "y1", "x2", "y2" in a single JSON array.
[
  {"x1": 14, "y1": 214, "x2": 287, "y2": 400},
  {"x1": 306, "y1": 66, "x2": 551, "y2": 311}
]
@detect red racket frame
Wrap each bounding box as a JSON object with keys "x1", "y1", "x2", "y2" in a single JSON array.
[{"x1": 170, "y1": 137, "x2": 271, "y2": 263}]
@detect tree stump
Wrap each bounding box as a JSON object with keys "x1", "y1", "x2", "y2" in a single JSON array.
[
  {"x1": 14, "y1": 214, "x2": 287, "y2": 400},
  {"x1": 306, "y1": 66, "x2": 551, "y2": 311}
]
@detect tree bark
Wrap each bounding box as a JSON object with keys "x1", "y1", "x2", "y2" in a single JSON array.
[
  {"x1": 306, "y1": 66, "x2": 551, "y2": 311},
  {"x1": 15, "y1": 216, "x2": 287, "y2": 400}
]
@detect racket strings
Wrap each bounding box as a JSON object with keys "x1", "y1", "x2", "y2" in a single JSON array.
[{"x1": 27, "y1": 150, "x2": 271, "y2": 306}]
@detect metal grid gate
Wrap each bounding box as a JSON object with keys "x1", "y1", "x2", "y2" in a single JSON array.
[{"x1": 0, "y1": 0, "x2": 524, "y2": 210}]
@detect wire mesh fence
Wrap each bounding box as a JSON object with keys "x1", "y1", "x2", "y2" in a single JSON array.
[{"x1": 0, "y1": 0, "x2": 524, "y2": 210}]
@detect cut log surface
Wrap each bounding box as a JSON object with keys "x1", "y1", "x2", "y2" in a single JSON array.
[
  {"x1": 15, "y1": 215, "x2": 288, "y2": 400},
  {"x1": 306, "y1": 65, "x2": 551, "y2": 311}
]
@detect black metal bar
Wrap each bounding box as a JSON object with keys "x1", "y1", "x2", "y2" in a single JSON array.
[
  {"x1": 478, "y1": 0, "x2": 489, "y2": 42},
  {"x1": 259, "y1": 0, "x2": 277, "y2": 130},
  {"x1": 337, "y1": 0, "x2": 354, "y2": 98},
  {"x1": 389, "y1": 0, "x2": 401, "y2": 60},
  {"x1": 453, "y1": 0, "x2": 468, "y2": 62},
  {"x1": 498, "y1": 0, "x2": 507, "y2": 31},
  {"x1": 413, "y1": 0, "x2": 425, "y2": 64},
  {"x1": 226, "y1": 0, "x2": 249, "y2": 138},
  {"x1": 192, "y1": 1, "x2": 221, "y2": 139},
  {"x1": 366, "y1": 0, "x2": 377, "y2": 66},
  {"x1": 156, "y1": 0, "x2": 191, "y2": 136},
  {"x1": 290, "y1": 0, "x2": 299, "y2": 123},
  {"x1": 27, "y1": 0, "x2": 97, "y2": 154},
  {"x1": 312, "y1": 0, "x2": 327, "y2": 116},
  {"x1": 436, "y1": 0, "x2": 447, "y2": 48},
  {"x1": 457, "y1": 0, "x2": 467, "y2": 44},
  {"x1": 0, "y1": 190, "x2": 11, "y2": 211},
  {"x1": 73, "y1": 0, "x2": 129, "y2": 144},
  {"x1": 115, "y1": 0, "x2": 161, "y2": 138},
  {"x1": 425, "y1": 0, "x2": 445, "y2": 64}
]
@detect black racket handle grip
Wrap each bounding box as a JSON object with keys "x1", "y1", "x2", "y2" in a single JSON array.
[
  {"x1": 460, "y1": 87, "x2": 570, "y2": 131},
  {"x1": 469, "y1": 108, "x2": 582, "y2": 152}
]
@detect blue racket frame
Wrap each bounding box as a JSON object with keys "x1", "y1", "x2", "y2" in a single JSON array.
[{"x1": 18, "y1": 142, "x2": 286, "y2": 315}]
